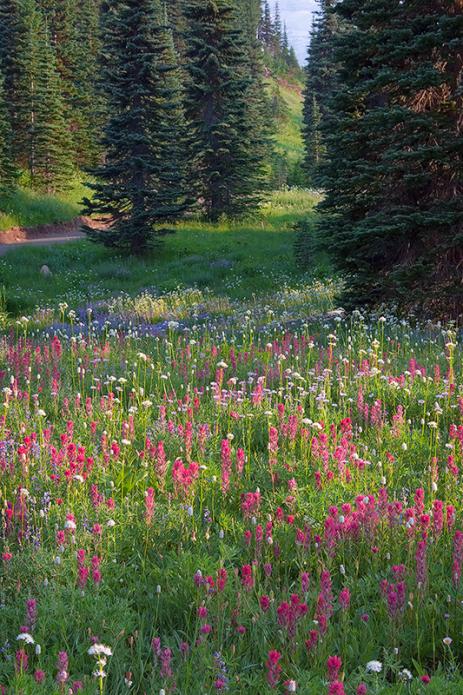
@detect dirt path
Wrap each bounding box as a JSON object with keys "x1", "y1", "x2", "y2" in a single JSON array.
[
  {"x1": 0, "y1": 216, "x2": 99, "y2": 256},
  {"x1": 0, "y1": 232, "x2": 85, "y2": 256}
]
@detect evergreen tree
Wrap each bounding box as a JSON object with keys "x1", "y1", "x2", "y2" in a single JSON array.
[
  {"x1": 317, "y1": 0, "x2": 463, "y2": 311},
  {"x1": 272, "y1": 2, "x2": 282, "y2": 56},
  {"x1": 32, "y1": 24, "x2": 74, "y2": 192},
  {"x1": 259, "y1": 1, "x2": 273, "y2": 48},
  {"x1": 37, "y1": 0, "x2": 101, "y2": 167},
  {"x1": 167, "y1": 0, "x2": 188, "y2": 61},
  {"x1": 184, "y1": 0, "x2": 266, "y2": 221},
  {"x1": 71, "y1": 0, "x2": 103, "y2": 167},
  {"x1": 302, "y1": 0, "x2": 341, "y2": 184},
  {"x1": 83, "y1": 0, "x2": 188, "y2": 253},
  {"x1": 0, "y1": 0, "x2": 22, "y2": 129},
  {"x1": 0, "y1": 72, "x2": 17, "y2": 194},
  {"x1": 286, "y1": 46, "x2": 299, "y2": 71},
  {"x1": 14, "y1": 2, "x2": 73, "y2": 192}
]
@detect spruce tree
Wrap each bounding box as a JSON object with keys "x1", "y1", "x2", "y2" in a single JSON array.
[
  {"x1": 83, "y1": 0, "x2": 188, "y2": 253},
  {"x1": 272, "y1": 2, "x2": 282, "y2": 57},
  {"x1": 0, "y1": 71, "x2": 17, "y2": 194},
  {"x1": 317, "y1": 0, "x2": 463, "y2": 312},
  {"x1": 14, "y1": 2, "x2": 73, "y2": 192},
  {"x1": 302, "y1": 0, "x2": 341, "y2": 184},
  {"x1": 259, "y1": 1, "x2": 273, "y2": 49},
  {"x1": 33, "y1": 24, "x2": 74, "y2": 192},
  {"x1": 184, "y1": 0, "x2": 267, "y2": 221},
  {"x1": 0, "y1": 0, "x2": 22, "y2": 129}
]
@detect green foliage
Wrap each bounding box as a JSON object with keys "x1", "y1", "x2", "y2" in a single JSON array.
[
  {"x1": 259, "y1": 1, "x2": 301, "y2": 76},
  {"x1": 302, "y1": 0, "x2": 342, "y2": 184},
  {"x1": 317, "y1": 0, "x2": 463, "y2": 313},
  {"x1": 183, "y1": 0, "x2": 267, "y2": 221},
  {"x1": 12, "y1": 0, "x2": 74, "y2": 192},
  {"x1": 0, "y1": 180, "x2": 87, "y2": 231},
  {"x1": 0, "y1": 72, "x2": 17, "y2": 194},
  {"x1": 83, "y1": 0, "x2": 188, "y2": 253}
]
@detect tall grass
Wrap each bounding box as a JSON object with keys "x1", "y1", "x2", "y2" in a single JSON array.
[{"x1": 0, "y1": 180, "x2": 89, "y2": 232}]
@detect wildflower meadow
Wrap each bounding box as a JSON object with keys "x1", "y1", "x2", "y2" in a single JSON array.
[{"x1": 1, "y1": 299, "x2": 463, "y2": 694}]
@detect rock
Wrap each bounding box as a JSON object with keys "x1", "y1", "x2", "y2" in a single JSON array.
[
  {"x1": 40, "y1": 265, "x2": 52, "y2": 277},
  {"x1": 211, "y1": 258, "x2": 233, "y2": 270}
]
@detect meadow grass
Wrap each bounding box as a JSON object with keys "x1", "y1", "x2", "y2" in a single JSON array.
[
  {"x1": 0, "y1": 190, "x2": 330, "y2": 318},
  {"x1": 271, "y1": 79, "x2": 305, "y2": 165},
  {"x1": 0, "y1": 180, "x2": 89, "y2": 232},
  {"x1": 1, "y1": 308, "x2": 463, "y2": 694}
]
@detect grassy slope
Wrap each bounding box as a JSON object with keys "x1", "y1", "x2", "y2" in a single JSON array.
[
  {"x1": 0, "y1": 180, "x2": 89, "y2": 232},
  {"x1": 270, "y1": 76, "x2": 305, "y2": 165},
  {"x1": 0, "y1": 190, "x2": 327, "y2": 316}
]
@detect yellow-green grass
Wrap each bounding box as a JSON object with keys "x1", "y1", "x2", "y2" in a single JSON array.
[{"x1": 0, "y1": 179, "x2": 89, "y2": 232}]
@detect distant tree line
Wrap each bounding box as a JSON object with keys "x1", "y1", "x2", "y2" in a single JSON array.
[
  {"x1": 259, "y1": 1, "x2": 300, "y2": 73},
  {"x1": 300, "y1": 0, "x2": 463, "y2": 313}
]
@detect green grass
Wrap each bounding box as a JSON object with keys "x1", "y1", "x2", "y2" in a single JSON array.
[
  {"x1": 271, "y1": 78, "x2": 305, "y2": 165},
  {"x1": 0, "y1": 179, "x2": 89, "y2": 232},
  {"x1": 0, "y1": 190, "x2": 330, "y2": 317}
]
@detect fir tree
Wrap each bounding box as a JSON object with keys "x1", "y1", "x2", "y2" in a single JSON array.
[
  {"x1": 83, "y1": 0, "x2": 188, "y2": 253},
  {"x1": 302, "y1": 0, "x2": 341, "y2": 184},
  {"x1": 32, "y1": 24, "x2": 74, "y2": 192},
  {"x1": 14, "y1": 0, "x2": 72, "y2": 191},
  {"x1": 317, "y1": 0, "x2": 463, "y2": 312},
  {"x1": 259, "y1": 1, "x2": 273, "y2": 48},
  {"x1": 167, "y1": 0, "x2": 188, "y2": 61},
  {"x1": 184, "y1": 0, "x2": 266, "y2": 221},
  {"x1": 0, "y1": 0, "x2": 22, "y2": 127},
  {"x1": 272, "y1": 2, "x2": 282, "y2": 56},
  {"x1": 0, "y1": 71, "x2": 17, "y2": 194}
]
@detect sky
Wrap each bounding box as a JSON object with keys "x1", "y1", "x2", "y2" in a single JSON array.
[{"x1": 278, "y1": 0, "x2": 318, "y2": 64}]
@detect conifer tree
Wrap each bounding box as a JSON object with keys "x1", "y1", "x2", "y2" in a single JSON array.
[
  {"x1": 259, "y1": 1, "x2": 273, "y2": 48},
  {"x1": 184, "y1": 0, "x2": 266, "y2": 221},
  {"x1": 0, "y1": 0, "x2": 22, "y2": 126},
  {"x1": 302, "y1": 0, "x2": 341, "y2": 184},
  {"x1": 167, "y1": 0, "x2": 187, "y2": 61},
  {"x1": 0, "y1": 72, "x2": 17, "y2": 194},
  {"x1": 14, "y1": 2, "x2": 73, "y2": 192},
  {"x1": 272, "y1": 2, "x2": 282, "y2": 56},
  {"x1": 317, "y1": 0, "x2": 463, "y2": 311},
  {"x1": 32, "y1": 25, "x2": 74, "y2": 192},
  {"x1": 83, "y1": 0, "x2": 188, "y2": 253}
]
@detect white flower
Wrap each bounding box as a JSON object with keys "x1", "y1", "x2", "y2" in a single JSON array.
[
  {"x1": 286, "y1": 681, "x2": 297, "y2": 692},
  {"x1": 88, "y1": 643, "x2": 113, "y2": 657},
  {"x1": 64, "y1": 519, "x2": 76, "y2": 530},
  {"x1": 217, "y1": 361, "x2": 228, "y2": 369},
  {"x1": 17, "y1": 633, "x2": 35, "y2": 644},
  {"x1": 93, "y1": 669, "x2": 107, "y2": 678},
  {"x1": 366, "y1": 660, "x2": 382, "y2": 673},
  {"x1": 35, "y1": 644, "x2": 41, "y2": 655},
  {"x1": 107, "y1": 519, "x2": 116, "y2": 527},
  {"x1": 399, "y1": 668, "x2": 412, "y2": 681},
  {"x1": 443, "y1": 636, "x2": 453, "y2": 646}
]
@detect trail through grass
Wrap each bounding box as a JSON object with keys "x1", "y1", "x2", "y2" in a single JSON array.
[{"x1": 0, "y1": 190, "x2": 330, "y2": 317}]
